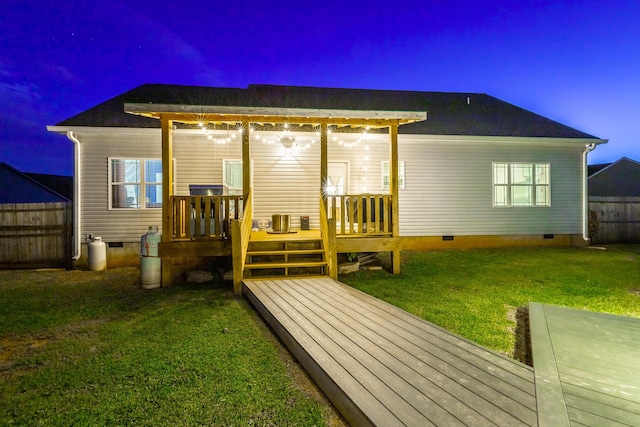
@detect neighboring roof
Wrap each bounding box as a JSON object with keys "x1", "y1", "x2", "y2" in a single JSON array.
[
  {"x1": 0, "y1": 163, "x2": 71, "y2": 203},
  {"x1": 25, "y1": 172, "x2": 74, "y2": 201},
  {"x1": 588, "y1": 157, "x2": 640, "y2": 197},
  {"x1": 587, "y1": 162, "x2": 611, "y2": 176},
  {"x1": 54, "y1": 83, "x2": 600, "y2": 139}
]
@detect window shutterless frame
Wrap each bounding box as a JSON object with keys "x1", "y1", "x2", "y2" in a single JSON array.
[
  {"x1": 382, "y1": 160, "x2": 405, "y2": 190},
  {"x1": 108, "y1": 158, "x2": 176, "y2": 210},
  {"x1": 492, "y1": 162, "x2": 550, "y2": 207}
]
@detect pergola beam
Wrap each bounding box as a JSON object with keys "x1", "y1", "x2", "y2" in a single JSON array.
[{"x1": 125, "y1": 103, "x2": 426, "y2": 127}]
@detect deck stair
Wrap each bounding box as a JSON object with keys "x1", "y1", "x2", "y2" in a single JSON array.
[{"x1": 244, "y1": 235, "x2": 328, "y2": 278}]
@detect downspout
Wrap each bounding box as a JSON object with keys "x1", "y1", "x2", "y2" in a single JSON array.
[
  {"x1": 582, "y1": 143, "x2": 596, "y2": 242},
  {"x1": 66, "y1": 131, "x2": 82, "y2": 260}
]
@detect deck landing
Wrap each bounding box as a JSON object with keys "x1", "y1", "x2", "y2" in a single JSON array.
[{"x1": 530, "y1": 302, "x2": 640, "y2": 427}]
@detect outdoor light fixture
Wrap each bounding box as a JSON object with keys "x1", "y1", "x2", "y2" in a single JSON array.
[{"x1": 281, "y1": 137, "x2": 296, "y2": 155}]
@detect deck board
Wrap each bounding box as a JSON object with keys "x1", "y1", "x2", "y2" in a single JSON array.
[
  {"x1": 529, "y1": 302, "x2": 640, "y2": 427},
  {"x1": 244, "y1": 277, "x2": 536, "y2": 426}
]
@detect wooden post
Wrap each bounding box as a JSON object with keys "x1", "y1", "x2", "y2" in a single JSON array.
[
  {"x1": 389, "y1": 122, "x2": 401, "y2": 274},
  {"x1": 242, "y1": 120, "x2": 251, "y2": 198},
  {"x1": 231, "y1": 219, "x2": 243, "y2": 294},
  {"x1": 161, "y1": 116, "x2": 173, "y2": 286},
  {"x1": 320, "y1": 123, "x2": 328, "y2": 205},
  {"x1": 329, "y1": 218, "x2": 338, "y2": 280}
]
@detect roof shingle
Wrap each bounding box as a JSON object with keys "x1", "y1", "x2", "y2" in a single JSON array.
[{"x1": 56, "y1": 83, "x2": 599, "y2": 139}]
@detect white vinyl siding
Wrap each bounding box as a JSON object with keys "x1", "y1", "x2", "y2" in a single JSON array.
[
  {"x1": 79, "y1": 133, "x2": 164, "y2": 242},
  {"x1": 251, "y1": 134, "x2": 319, "y2": 229},
  {"x1": 398, "y1": 138, "x2": 583, "y2": 236},
  {"x1": 77, "y1": 129, "x2": 585, "y2": 242}
]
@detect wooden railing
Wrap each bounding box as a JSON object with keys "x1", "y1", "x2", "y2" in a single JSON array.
[
  {"x1": 232, "y1": 189, "x2": 253, "y2": 294},
  {"x1": 327, "y1": 194, "x2": 393, "y2": 236},
  {"x1": 168, "y1": 195, "x2": 243, "y2": 240}
]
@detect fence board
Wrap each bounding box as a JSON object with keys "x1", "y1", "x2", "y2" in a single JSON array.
[
  {"x1": 0, "y1": 202, "x2": 72, "y2": 269},
  {"x1": 589, "y1": 197, "x2": 640, "y2": 244}
]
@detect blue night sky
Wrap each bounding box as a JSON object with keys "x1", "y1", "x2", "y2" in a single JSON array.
[{"x1": 1, "y1": 0, "x2": 638, "y2": 176}]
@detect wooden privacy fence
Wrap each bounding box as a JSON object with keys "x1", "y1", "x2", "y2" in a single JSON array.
[
  {"x1": 589, "y1": 196, "x2": 640, "y2": 244},
  {"x1": 0, "y1": 202, "x2": 72, "y2": 269}
]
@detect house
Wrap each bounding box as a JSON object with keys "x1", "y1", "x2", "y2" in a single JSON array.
[
  {"x1": 47, "y1": 84, "x2": 606, "y2": 289},
  {"x1": 588, "y1": 157, "x2": 640, "y2": 197},
  {"x1": 0, "y1": 162, "x2": 73, "y2": 269},
  {"x1": 588, "y1": 157, "x2": 640, "y2": 243},
  {"x1": 0, "y1": 162, "x2": 71, "y2": 203}
]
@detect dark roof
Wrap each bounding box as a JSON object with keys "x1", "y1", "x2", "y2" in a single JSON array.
[
  {"x1": 0, "y1": 163, "x2": 71, "y2": 203},
  {"x1": 587, "y1": 163, "x2": 611, "y2": 177},
  {"x1": 55, "y1": 84, "x2": 599, "y2": 139},
  {"x1": 589, "y1": 157, "x2": 640, "y2": 197},
  {"x1": 25, "y1": 172, "x2": 74, "y2": 201}
]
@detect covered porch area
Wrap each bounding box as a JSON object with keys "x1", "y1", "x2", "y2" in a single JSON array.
[{"x1": 125, "y1": 102, "x2": 426, "y2": 291}]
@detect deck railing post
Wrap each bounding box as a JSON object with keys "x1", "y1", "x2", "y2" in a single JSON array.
[
  {"x1": 328, "y1": 218, "x2": 337, "y2": 279},
  {"x1": 231, "y1": 219, "x2": 242, "y2": 293}
]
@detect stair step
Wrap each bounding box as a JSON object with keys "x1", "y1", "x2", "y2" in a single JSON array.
[
  {"x1": 245, "y1": 261, "x2": 328, "y2": 269},
  {"x1": 247, "y1": 249, "x2": 325, "y2": 256},
  {"x1": 243, "y1": 274, "x2": 328, "y2": 280}
]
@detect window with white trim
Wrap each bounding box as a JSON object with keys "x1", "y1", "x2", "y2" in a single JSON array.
[
  {"x1": 382, "y1": 160, "x2": 405, "y2": 190},
  {"x1": 109, "y1": 158, "x2": 171, "y2": 209},
  {"x1": 493, "y1": 163, "x2": 550, "y2": 207},
  {"x1": 223, "y1": 159, "x2": 253, "y2": 195}
]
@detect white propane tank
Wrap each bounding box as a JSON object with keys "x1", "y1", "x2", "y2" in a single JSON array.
[
  {"x1": 87, "y1": 236, "x2": 107, "y2": 271},
  {"x1": 140, "y1": 226, "x2": 161, "y2": 289}
]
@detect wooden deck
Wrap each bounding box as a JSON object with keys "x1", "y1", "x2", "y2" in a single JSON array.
[
  {"x1": 529, "y1": 302, "x2": 640, "y2": 427},
  {"x1": 244, "y1": 277, "x2": 537, "y2": 426}
]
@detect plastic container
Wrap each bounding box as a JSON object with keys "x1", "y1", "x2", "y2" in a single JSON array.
[
  {"x1": 300, "y1": 215, "x2": 310, "y2": 230},
  {"x1": 87, "y1": 236, "x2": 107, "y2": 271},
  {"x1": 140, "y1": 226, "x2": 161, "y2": 289}
]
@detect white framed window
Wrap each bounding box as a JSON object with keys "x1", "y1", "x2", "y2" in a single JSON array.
[
  {"x1": 109, "y1": 158, "x2": 174, "y2": 209},
  {"x1": 223, "y1": 159, "x2": 253, "y2": 195},
  {"x1": 493, "y1": 163, "x2": 550, "y2": 207},
  {"x1": 382, "y1": 161, "x2": 405, "y2": 190}
]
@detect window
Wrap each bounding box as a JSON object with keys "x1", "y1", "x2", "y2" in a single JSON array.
[
  {"x1": 223, "y1": 159, "x2": 253, "y2": 195},
  {"x1": 382, "y1": 161, "x2": 405, "y2": 190},
  {"x1": 110, "y1": 159, "x2": 168, "y2": 209},
  {"x1": 493, "y1": 163, "x2": 550, "y2": 207}
]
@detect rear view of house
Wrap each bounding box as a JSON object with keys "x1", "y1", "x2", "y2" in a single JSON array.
[{"x1": 47, "y1": 84, "x2": 606, "y2": 288}]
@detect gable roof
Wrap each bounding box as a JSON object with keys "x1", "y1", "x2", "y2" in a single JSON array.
[
  {"x1": 587, "y1": 162, "x2": 611, "y2": 176},
  {"x1": 0, "y1": 163, "x2": 71, "y2": 203},
  {"x1": 55, "y1": 83, "x2": 600, "y2": 139},
  {"x1": 25, "y1": 172, "x2": 74, "y2": 201},
  {"x1": 588, "y1": 157, "x2": 640, "y2": 197}
]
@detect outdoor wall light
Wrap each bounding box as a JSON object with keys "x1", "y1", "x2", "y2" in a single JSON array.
[{"x1": 281, "y1": 137, "x2": 296, "y2": 156}]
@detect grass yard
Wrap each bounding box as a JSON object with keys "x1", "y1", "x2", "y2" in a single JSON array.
[
  {"x1": 0, "y1": 268, "x2": 335, "y2": 426},
  {"x1": 341, "y1": 245, "x2": 640, "y2": 356},
  {"x1": 2, "y1": 246, "x2": 639, "y2": 426}
]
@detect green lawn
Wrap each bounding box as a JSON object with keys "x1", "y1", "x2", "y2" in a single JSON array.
[
  {"x1": 2, "y1": 246, "x2": 639, "y2": 425},
  {"x1": 0, "y1": 268, "x2": 330, "y2": 426},
  {"x1": 341, "y1": 245, "x2": 640, "y2": 356}
]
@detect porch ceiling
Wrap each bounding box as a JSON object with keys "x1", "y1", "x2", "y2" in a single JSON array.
[{"x1": 124, "y1": 103, "x2": 426, "y2": 128}]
